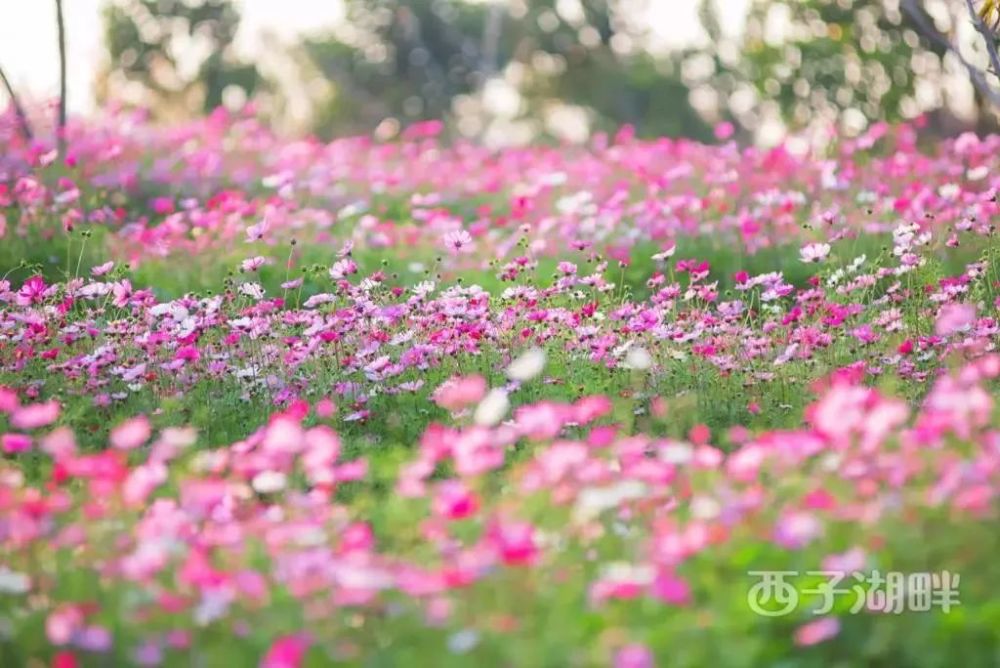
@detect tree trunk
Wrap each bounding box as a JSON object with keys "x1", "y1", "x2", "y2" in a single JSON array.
[{"x1": 55, "y1": 0, "x2": 67, "y2": 156}]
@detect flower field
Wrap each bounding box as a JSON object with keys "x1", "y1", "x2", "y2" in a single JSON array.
[{"x1": 1, "y1": 113, "x2": 1000, "y2": 667}]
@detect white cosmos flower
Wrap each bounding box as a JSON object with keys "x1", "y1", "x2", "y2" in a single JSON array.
[
  {"x1": 0, "y1": 567, "x2": 30, "y2": 594},
  {"x1": 251, "y1": 470, "x2": 287, "y2": 494},
  {"x1": 651, "y1": 244, "x2": 676, "y2": 261},
  {"x1": 474, "y1": 389, "x2": 510, "y2": 426},
  {"x1": 506, "y1": 347, "x2": 546, "y2": 382},
  {"x1": 623, "y1": 346, "x2": 653, "y2": 371},
  {"x1": 799, "y1": 242, "x2": 831, "y2": 263}
]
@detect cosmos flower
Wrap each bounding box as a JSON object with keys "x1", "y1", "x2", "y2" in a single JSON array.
[
  {"x1": 443, "y1": 230, "x2": 474, "y2": 255},
  {"x1": 800, "y1": 242, "x2": 831, "y2": 263}
]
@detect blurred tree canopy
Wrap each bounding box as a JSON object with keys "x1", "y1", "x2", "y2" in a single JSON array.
[
  {"x1": 739, "y1": 0, "x2": 935, "y2": 129},
  {"x1": 704, "y1": 0, "x2": 995, "y2": 137},
  {"x1": 95, "y1": 0, "x2": 1000, "y2": 141},
  {"x1": 99, "y1": 0, "x2": 260, "y2": 117},
  {"x1": 300, "y1": 0, "x2": 714, "y2": 141}
]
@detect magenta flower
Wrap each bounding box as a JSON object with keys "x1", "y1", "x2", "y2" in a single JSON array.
[
  {"x1": 1, "y1": 433, "x2": 31, "y2": 454},
  {"x1": 261, "y1": 634, "x2": 310, "y2": 668},
  {"x1": 15, "y1": 275, "x2": 49, "y2": 306}
]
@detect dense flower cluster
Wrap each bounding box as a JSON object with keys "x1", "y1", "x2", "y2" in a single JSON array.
[{"x1": 0, "y1": 112, "x2": 999, "y2": 665}]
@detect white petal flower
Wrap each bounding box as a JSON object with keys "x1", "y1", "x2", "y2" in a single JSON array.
[
  {"x1": 623, "y1": 346, "x2": 653, "y2": 371},
  {"x1": 799, "y1": 242, "x2": 831, "y2": 263},
  {"x1": 0, "y1": 567, "x2": 30, "y2": 594},
  {"x1": 474, "y1": 389, "x2": 510, "y2": 426},
  {"x1": 251, "y1": 470, "x2": 287, "y2": 494},
  {"x1": 506, "y1": 347, "x2": 546, "y2": 382}
]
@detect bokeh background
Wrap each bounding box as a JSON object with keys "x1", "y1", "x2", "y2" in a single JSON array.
[{"x1": 2, "y1": 0, "x2": 999, "y2": 145}]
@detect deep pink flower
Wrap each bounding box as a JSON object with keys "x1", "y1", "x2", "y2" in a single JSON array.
[
  {"x1": 16, "y1": 275, "x2": 48, "y2": 306},
  {"x1": 487, "y1": 520, "x2": 539, "y2": 566},
  {"x1": 1, "y1": 433, "x2": 31, "y2": 454},
  {"x1": 262, "y1": 634, "x2": 310, "y2": 668},
  {"x1": 432, "y1": 480, "x2": 480, "y2": 520}
]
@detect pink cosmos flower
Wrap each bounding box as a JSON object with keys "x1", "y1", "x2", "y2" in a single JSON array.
[
  {"x1": 111, "y1": 416, "x2": 152, "y2": 450},
  {"x1": 52, "y1": 651, "x2": 79, "y2": 668},
  {"x1": 794, "y1": 617, "x2": 840, "y2": 646},
  {"x1": 0, "y1": 386, "x2": 18, "y2": 413},
  {"x1": 651, "y1": 569, "x2": 692, "y2": 606},
  {"x1": 261, "y1": 634, "x2": 310, "y2": 668},
  {"x1": 16, "y1": 275, "x2": 49, "y2": 306},
  {"x1": 1, "y1": 433, "x2": 31, "y2": 454},
  {"x1": 935, "y1": 303, "x2": 976, "y2": 337},
  {"x1": 433, "y1": 375, "x2": 487, "y2": 411},
  {"x1": 432, "y1": 480, "x2": 480, "y2": 520},
  {"x1": 11, "y1": 400, "x2": 60, "y2": 429},
  {"x1": 91, "y1": 261, "x2": 115, "y2": 277},
  {"x1": 715, "y1": 121, "x2": 735, "y2": 140},
  {"x1": 112, "y1": 280, "x2": 133, "y2": 308},
  {"x1": 246, "y1": 217, "x2": 270, "y2": 242},
  {"x1": 443, "y1": 230, "x2": 474, "y2": 255},
  {"x1": 241, "y1": 256, "x2": 267, "y2": 272},
  {"x1": 315, "y1": 397, "x2": 336, "y2": 419},
  {"x1": 46, "y1": 606, "x2": 84, "y2": 646},
  {"x1": 329, "y1": 259, "x2": 357, "y2": 280},
  {"x1": 773, "y1": 510, "x2": 823, "y2": 549},
  {"x1": 151, "y1": 196, "x2": 174, "y2": 215},
  {"x1": 486, "y1": 520, "x2": 539, "y2": 566},
  {"x1": 615, "y1": 644, "x2": 655, "y2": 668}
]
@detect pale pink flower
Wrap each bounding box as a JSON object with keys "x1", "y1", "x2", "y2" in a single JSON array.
[
  {"x1": 11, "y1": 400, "x2": 60, "y2": 430},
  {"x1": 0, "y1": 386, "x2": 18, "y2": 413},
  {"x1": 443, "y1": 230, "x2": 474, "y2": 255},
  {"x1": 329, "y1": 259, "x2": 357, "y2": 280},
  {"x1": 614, "y1": 643, "x2": 655, "y2": 668},
  {"x1": 794, "y1": 617, "x2": 840, "y2": 646},
  {"x1": 433, "y1": 375, "x2": 487, "y2": 411},
  {"x1": 111, "y1": 416, "x2": 152, "y2": 450},
  {"x1": 241, "y1": 256, "x2": 267, "y2": 272},
  {"x1": 935, "y1": 303, "x2": 976, "y2": 337},
  {"x1": 91, "y1": 261, "x2": 115, "y2": 277}
]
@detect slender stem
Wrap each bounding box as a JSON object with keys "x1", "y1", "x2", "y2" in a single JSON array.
[{"x1": 0, "y1": 62, "x2": 33, "y2": 141}]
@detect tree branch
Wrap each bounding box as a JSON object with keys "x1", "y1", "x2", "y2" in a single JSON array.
[
  {"x1": 964, "y1": 0, "x2": 1000, "y2": 79},
  {"x1": 902, "y1": 0, "x2": 1000, "y2": 107},
  {"x1": 0, "y1": 62, "x2": 34, "y2": 141}
]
